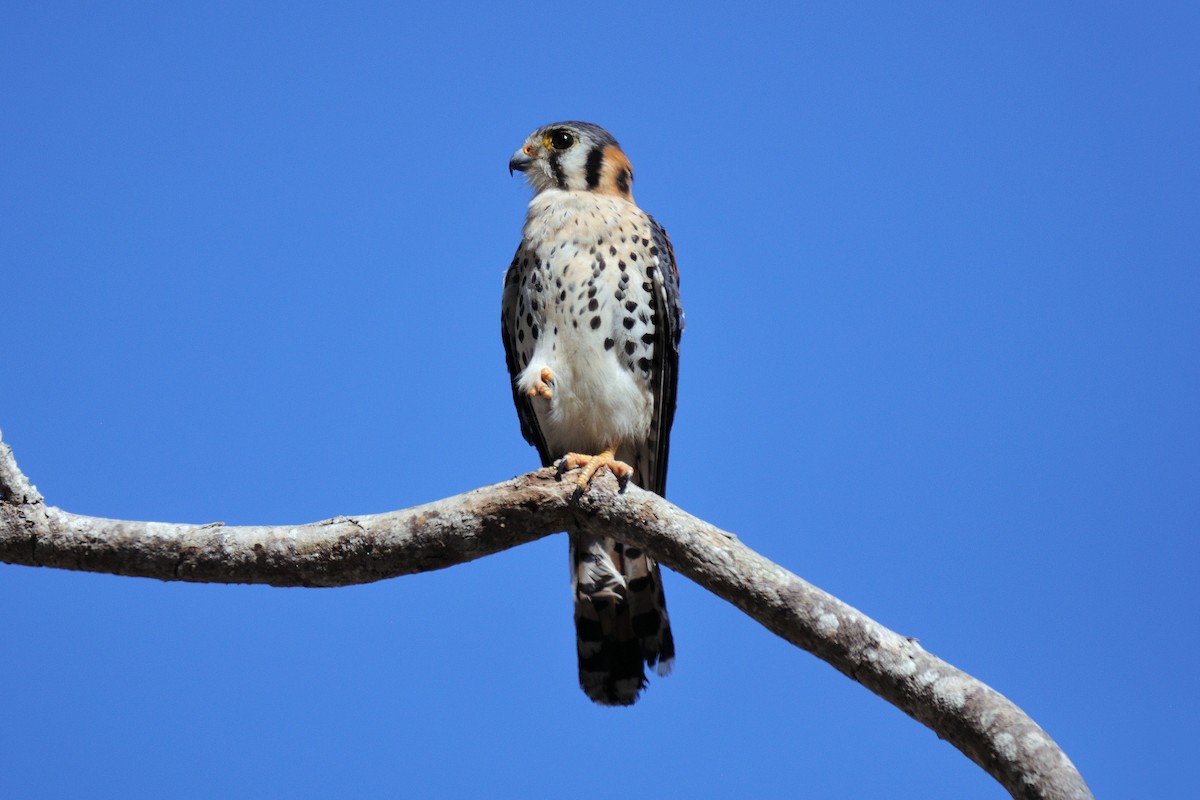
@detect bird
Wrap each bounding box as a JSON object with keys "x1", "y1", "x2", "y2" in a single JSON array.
[{"x1": 502, "y1": 121, "x2": 683, "y2": 705}]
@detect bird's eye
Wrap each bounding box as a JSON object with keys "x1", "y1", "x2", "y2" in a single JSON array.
[{"x1": 544, "y1": 130, "x2": 576, "y2": 151}]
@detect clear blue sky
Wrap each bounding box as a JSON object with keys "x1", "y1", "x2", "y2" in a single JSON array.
[{"x1": 3, "y1": 4, "x2": 1197, "y2": 798}]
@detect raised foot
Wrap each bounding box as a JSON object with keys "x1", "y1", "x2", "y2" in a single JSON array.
[
  {"x1": 528, "y1": 367, "x2": 555, "y2": 399},
  {"x1": 556, "y1": 448, "x2": 633, "y2": 494}
]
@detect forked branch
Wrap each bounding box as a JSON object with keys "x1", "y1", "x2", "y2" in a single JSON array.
[{"x1": 0, "y1": 429, "x2": 1091, "y2": 800}]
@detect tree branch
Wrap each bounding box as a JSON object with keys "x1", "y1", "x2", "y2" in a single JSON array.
[{"x1": 0, "y1": 428, "x2": 1091, "y2": 800}]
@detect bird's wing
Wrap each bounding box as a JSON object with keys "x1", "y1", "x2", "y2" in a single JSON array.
[
  {"x1": 500, "y1": 247, "x2": 554, "y2": 467},
  {"x1": 643, "y1": 216, "x2": 684, "y2": 496}
]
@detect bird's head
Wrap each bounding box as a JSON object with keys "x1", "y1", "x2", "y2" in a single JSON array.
[{"x1": 509, "y1": 121, "x2": 634, "y2": 198}]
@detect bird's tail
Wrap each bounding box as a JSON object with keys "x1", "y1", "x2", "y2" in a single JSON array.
[{"x1": 571, "y1": 532, "x2": 675, "y2": 706}]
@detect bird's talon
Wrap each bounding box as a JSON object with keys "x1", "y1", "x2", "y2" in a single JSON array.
[
  {"x1": 555, "y1": 458, "x2": 572, "y2": 480},
  {"x1": 557, "y1": 449, "x2": 633, "y2": 494},
  {"x1": 527, "y1": 367, "x2": 556, "y2": 399}
]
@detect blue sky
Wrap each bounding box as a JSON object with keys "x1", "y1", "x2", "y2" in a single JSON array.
[{"x1": 3, "y1": 3, "x2": 1197, "y2": 797}]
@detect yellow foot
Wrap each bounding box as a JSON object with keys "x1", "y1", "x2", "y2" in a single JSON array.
[
  {"x1": 556, "y1": 448, "x2": 633, "y2": 493},
  {"x1": 528, "y1": 367, "x2": 555, "y2": 399}
]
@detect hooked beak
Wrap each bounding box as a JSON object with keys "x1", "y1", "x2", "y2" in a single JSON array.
[{"x1": 508, "y1": 146, "x2": 536, "y2": 176}]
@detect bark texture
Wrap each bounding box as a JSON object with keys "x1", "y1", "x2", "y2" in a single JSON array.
[{"x1": 0, "y1": 429, "x2": 1091, "y2": 800}]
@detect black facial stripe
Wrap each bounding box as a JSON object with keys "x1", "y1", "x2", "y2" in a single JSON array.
[
  {"x1": 585, "y1": 146, "x2": 604, "y2": 189},
  {"x1": 547, "y1": 152, "x2": 566, "y2": 188},
  {"x1": 616, "y1": 168, "x2": 630, "y2": 194}
]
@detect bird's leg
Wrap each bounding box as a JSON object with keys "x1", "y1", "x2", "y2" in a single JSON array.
[
  {"x1": 528, "y1": 367, "x2": 555, "y2": 399},
  {"x1": 556, "y1": 446, "x2": 633, "y2": 493}
]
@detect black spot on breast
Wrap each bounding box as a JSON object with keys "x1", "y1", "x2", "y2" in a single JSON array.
[
  {"x1": 531, "y1": 325, "x2": 539, "y2": 340},
  {"x1": 649, "y1": 245, "x2": 659, "y2": 255},
  {"x1": 588, "y1": 298, "x2": 599, "y2": 311},
  {"x1": 614, "y1": 289, "x2": 625, "y2": 300},
  {"x1": 559, "y1": 290, "x2": 566, "y2": 301},
  {"x1": 604, "y1": 337, "x2": 614, "y2": 350},
  {"x1": 637, "y1": 357, "x2": 651, "y2": 371},
  {"x1": 629, "y1": 252, "x2": 637, "y2": 262},
  {"x1": 618, "y1": 260, "x2": 627, "y2": 272},
  {"x1": 624, "y1": 341, "x2": 636, "y2": 355},
  {"x1": 591, "y1": 316, "x2": 602, "y2": 329},
  {"x1": 624, "y1": 300, "x2": 638, "y2": 312},
  {"x1": 623, "y1": 317, "x2": 634, "y2": 329},
  {"x1": 641, "y1": 332, "x2": 655, "y2": 344},
  {"x1": 517, "y1": 329, "x2": 524, "y2": 343}
]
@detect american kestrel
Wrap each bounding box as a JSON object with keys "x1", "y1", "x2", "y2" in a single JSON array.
[{"x1": 502, "y1": 121, "x2": 683, "y2": 705}]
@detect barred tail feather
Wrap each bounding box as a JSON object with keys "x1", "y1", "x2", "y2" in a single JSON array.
[{"x1": 571, "y1": 533, "x2": 674, "y2": 706}]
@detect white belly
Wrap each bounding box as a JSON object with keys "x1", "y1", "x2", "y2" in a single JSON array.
[{"x1": 517, "y1": 328, "x2": 652, "y2": 456}]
